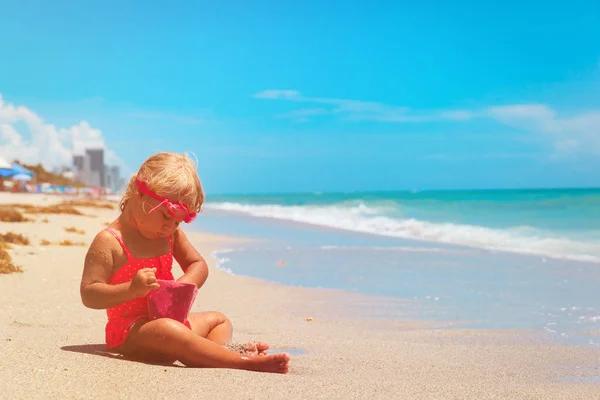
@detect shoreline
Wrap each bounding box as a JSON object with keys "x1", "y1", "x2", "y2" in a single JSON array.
[
  {"x1": 2, "y1": 192, "x2": 600, "y2": 399},
  {"x1": 207, "y1": 235, "x2": 600, "y2": 347}
]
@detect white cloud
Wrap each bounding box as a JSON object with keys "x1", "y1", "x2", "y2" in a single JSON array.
[
  {"x1": 256, "y1": 89, "x2": 600, "y2": 155},
  {"x1": 254, "y1": 89, "x2": 474, "y2": 123},
  {"x1": 0, "y1": 93, "x2": 123, "y2": 170},
  {"x1": 254, "y1": 90, "x2": 302, "y2": 100},
  {"x1": 487, "y1": 105, "x2": 557, "y2": 132},
  {"x1": 486, "y1": 104, "x2": 600, "y2": 155}
]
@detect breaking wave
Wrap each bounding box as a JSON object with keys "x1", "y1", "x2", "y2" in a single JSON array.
[{"x1": 204, "y1": 202, "x2": 600, "y2": 263}]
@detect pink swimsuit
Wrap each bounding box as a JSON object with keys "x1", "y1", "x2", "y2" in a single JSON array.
[{"x1": 104, "y1": 228, "x2": 191, "y2": 349}]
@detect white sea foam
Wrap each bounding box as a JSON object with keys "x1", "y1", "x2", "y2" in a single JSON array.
[
  {"x1": 205, "y1": 202, "x2": 600, "y2": 263},
  {"x1": 211, "y1": 249, "x2": 235, "y2": 275}
]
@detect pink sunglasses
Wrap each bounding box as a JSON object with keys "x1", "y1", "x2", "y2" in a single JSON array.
[{"x1": 136, "y1": 178, "x2": 197, "y2": 223}]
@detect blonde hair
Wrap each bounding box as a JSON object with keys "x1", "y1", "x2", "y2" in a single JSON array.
[{"x1": 119, "y1": 152, "x2": 204, "y2": 213}]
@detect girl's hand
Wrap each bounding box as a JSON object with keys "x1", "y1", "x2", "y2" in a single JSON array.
[{"x1": 129, "y1": 268, "x2": 160, "y2": 298}]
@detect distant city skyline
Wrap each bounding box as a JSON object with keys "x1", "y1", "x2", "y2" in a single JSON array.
[{"x1": 72, "y1": 147, "x2": 124, "y2": 191}]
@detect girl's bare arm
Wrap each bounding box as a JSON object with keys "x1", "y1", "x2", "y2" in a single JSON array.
[
  {"x1": 173, "y1": 228, "x2": 209, "y2": 289},
  {"x1": 80, "y1": 231, "x2": 137, "y2": 309}
]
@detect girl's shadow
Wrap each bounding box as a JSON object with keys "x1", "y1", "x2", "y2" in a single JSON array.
[{"x1": 60, "y1": 344, "x2": 183, "y2": 367}]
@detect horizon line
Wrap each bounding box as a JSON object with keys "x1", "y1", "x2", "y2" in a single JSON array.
[{"x1": 205, "y1": 185, "x2": 600, "y2": 198}]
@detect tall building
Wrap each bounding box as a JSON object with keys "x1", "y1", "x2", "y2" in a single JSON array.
[
  {"x1": 86, "y1": 148, "x2": 105, "y2": 188},
  {"x1": 72, "y1": 147, "x2": 122, "y2": 190},
  {"x1": 104, "y1": 165, "x2": 112, "y2": 191},
  {"x1": 104, "y1": 165, "x2": 122, "y2": 192},
  {"x1": 72, "y1": 155, "x2": 84, "y2": 171},
  {"x1": 72, "y1": 154, "x2": 85, "y2": 183},
  {"x1": 112, "y1": 166, "x2": 121, "y2": 191}
]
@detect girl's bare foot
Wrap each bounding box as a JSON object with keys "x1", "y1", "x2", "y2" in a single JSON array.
[
  {"x1": 246, "y1": 341, "x2": 270, "y2": 356},
  {"x1": 226, "y1": 341, "x2": 270, "y2": 356}
]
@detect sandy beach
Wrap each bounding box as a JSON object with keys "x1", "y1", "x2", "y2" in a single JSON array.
[{"x1": 2, "y1": 192, "x2": 600, "y2": 399}]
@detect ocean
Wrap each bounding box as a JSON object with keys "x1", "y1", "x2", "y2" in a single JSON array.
[
  {"x1": 191, "y1": 188, "x2": 600, "y2": 346},
  {"x1": 205, "y1": 188, "x2": 600, "y2": 263}
]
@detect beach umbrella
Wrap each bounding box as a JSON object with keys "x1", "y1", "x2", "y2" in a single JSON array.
[
  {"x1": 11, "y1": 163, "x2": 34, "y2": 177},
  {"x1": 0, "y1": 169, "x2": 14, "y2": 178},
  {"x1": 12, "y1": 173, "x2": 33, "y2": 181}
]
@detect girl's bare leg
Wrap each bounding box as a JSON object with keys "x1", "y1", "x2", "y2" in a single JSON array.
[
  {"x1": 187, "y1": 311, "x2": 269, "y2": 355},
  {"x1": 187, "y1": 312, "x2": 233, "y2": 344},
  {"x1": 122, "y1": 318, "x2": 289, "y2": 373}
]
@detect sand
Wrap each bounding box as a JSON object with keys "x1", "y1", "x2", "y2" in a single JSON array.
[{"x1": 1, "y1": 192, "x2": 600, "y2": 399}]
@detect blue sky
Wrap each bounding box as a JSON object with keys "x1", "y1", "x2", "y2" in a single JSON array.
[{"x1": 0, "y1": 0, "x2": 599, "y2": 193}]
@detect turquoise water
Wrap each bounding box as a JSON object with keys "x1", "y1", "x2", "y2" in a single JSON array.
[
  {"x1": 205, "y1": 188, "x2": 600, "y2": 262},
  {"x1": 194, "y1": 189, "x2": 600, "y2": 346},
  {"x1": 195, "y1": 208, "x2": 600, "y2": 347}
]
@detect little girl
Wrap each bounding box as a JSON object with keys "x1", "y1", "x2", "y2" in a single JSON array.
[{"x1": 79, "y1": 152, "x2": 290, "y2": 374}]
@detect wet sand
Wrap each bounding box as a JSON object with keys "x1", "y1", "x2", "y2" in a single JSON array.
[{"x1": 1, "y1": 193, "x2": 600, "y2": 399}]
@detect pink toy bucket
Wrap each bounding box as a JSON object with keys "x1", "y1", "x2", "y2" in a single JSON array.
[{"x1": 147, "y1": 280, "x2": 198, "y2": 323}]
